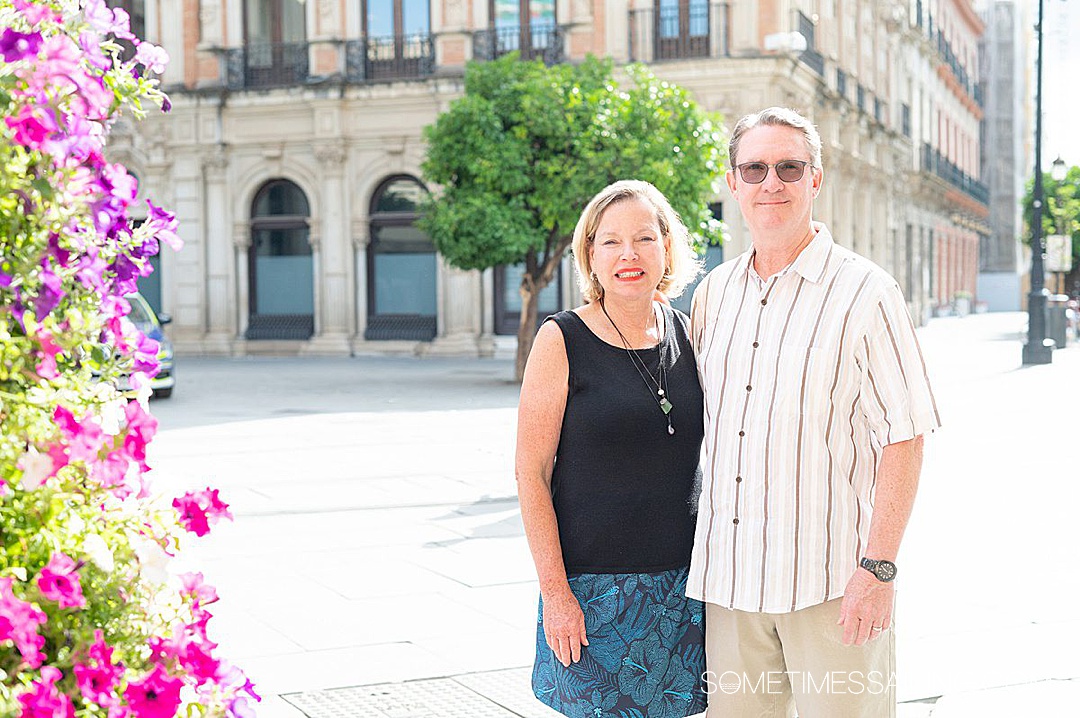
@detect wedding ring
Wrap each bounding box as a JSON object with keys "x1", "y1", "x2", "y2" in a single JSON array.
[{"x1": 870, "y1": 626, "x2": 883, "y2": 631}]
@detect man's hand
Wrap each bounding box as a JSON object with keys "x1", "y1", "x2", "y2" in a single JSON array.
[
  {"x1": 837, "y1": 569, "x2": 894, "y2": 646},
  {"x1": 542, "y1": 586, "x2": 589, "y2": 667}
]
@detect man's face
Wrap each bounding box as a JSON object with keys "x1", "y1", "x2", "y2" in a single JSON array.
[{"x1": 726, "y1": 124, "x2": 823, "y2": 241}]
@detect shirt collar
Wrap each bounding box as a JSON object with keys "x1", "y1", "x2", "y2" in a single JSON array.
[{"x1": 744, "y1": 221, "x2": 835, "y2": 285}]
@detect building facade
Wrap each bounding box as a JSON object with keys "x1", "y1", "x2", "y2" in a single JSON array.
[
  {"x1": 116, "y1": 0, "x2": 988, "y2": 356},
  {"x1": 975, "y1": 0, "x2": 1030, "y2": 311}
]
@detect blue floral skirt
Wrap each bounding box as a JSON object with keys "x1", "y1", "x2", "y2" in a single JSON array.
[{"x1": 532, "y1": 566, "x2": 707, "y2": 718}]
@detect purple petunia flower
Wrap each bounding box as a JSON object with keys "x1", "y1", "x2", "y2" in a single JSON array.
[
  {"x1": 34, "y1": 266, "x2": 65, "y2": 321},
  {"x1": 0, "y1": 28, "x2": 42, "y2": 62}
]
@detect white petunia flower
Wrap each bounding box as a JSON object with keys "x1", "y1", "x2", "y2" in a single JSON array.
[
  {"x1": 82, "y1": 532, "x2": 115, "y2": 573},
  {"x1": 17, "y1": 447, "x2": 53, "y2": 490}
]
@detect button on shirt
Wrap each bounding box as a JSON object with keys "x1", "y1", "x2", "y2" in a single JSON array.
[{"x1": 687, "y1": 224, "x2": 940, "y2": 613}]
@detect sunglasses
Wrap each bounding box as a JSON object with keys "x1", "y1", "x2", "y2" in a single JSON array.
[{"x1": 735, "y1": 160, "x2": 811, "y2": 184}]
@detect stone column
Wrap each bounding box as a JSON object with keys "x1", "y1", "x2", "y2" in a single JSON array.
[
  {"x1": 201, "y1": 149, "x2": 234, "y2": 354},
  {"x1": 351, "y1": 218, "x2": 369, "y2": 346},
  {"x1": 303, "y1": 143, "x2": 351, "y2": 355},
  {"x1": 232, "y1": 221, "x2": 251, "y2": 355},
  {"x1": 423, "y1": 260, "x2": 484, "y2": 356}
]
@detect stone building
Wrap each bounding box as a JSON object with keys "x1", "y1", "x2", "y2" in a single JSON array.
[
  {"x1": 975, "y1": 0, "x2": 1030, "y2": 311},
  {"x1": 114, "y1": 0, "x2": 988, "y2": 356}
]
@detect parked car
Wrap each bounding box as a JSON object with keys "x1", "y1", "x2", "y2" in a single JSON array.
[{"x1": 125, "y1": 293, "x2": 175, "y2": 398}]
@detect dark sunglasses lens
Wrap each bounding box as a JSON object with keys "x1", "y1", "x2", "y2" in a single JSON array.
[
  {"x1": 740, "y1": 163, "x2": 768, "y2": 183},
  {"x1": 776, "y1": 161, "x2": 806, "y2": 182}
]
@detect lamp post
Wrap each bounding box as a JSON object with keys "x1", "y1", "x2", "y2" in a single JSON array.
[
  {"x1": 1050, "y1": 156, "x2": 1069, "y2": 294},
  {"x1": 1023, "y1": 0, "x2": 1054, "y2": 364}
]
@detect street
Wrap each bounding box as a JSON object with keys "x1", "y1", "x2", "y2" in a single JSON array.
[{"x1": 145, "y1": 312, "x2": 1080, "y2": 717}]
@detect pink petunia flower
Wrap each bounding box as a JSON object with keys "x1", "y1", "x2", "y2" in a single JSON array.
[
  {"x1": 37, "y1": 552, "x2": 87, "y2": 609},
  {"x1": 134, "y1": 42, "x2": 169, "y2": 75},
  {"x1": 172, "y1": 489, "x2": 233, "y2": 537},
  {"x1": 0, "y1": 577, "x2": 47, "y2": 668},
  {"x1": 34, "y1": 330, "x2": 63, "y2": 380},
  {"x1": 17, "y1": 666, "x2": 74, "y2": 718},
  {"x1": 122, "y1": 400, "x2": 158, "y2": 472},
  {"x1": 124, "y1": 663, "x2": 183, "y2": 718},
  {"x1": 178, "y1": 572, "x2": 219, "y2": 606},
  {"x1": 146, "y1": 201, "x2": 182, "y2": 251},
  {"x1": 4, "y1": 103, "x2": 56, "y2": 150},
  {"x1": 73, "y1": 630, "x2": 125, "y2": 707}
]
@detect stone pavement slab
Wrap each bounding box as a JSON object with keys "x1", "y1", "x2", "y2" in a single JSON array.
[{"x1": 145, "y1": 313, "x2": 1080, "y2": 716}]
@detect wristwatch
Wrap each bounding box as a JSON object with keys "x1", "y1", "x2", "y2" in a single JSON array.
[{"x1": 860, "y1": 557, "x2": 897, "y2": 583}]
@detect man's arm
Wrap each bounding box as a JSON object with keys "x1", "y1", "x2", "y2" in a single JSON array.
[{"x1": 837, "y1": 434, "x2": 924, "y2": 646}]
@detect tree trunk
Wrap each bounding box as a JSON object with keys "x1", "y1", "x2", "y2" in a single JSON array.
[
  {"x1": 515, "y1": 278, "x2": 541, "y2": 383},
  {"x1": 514, "y1": 235, "x2": 571, "y2": 382}
]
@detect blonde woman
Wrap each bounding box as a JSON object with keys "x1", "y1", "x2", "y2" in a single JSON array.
[{"x1": 516, "y1": 180, "x2": 707, "y2": 717}]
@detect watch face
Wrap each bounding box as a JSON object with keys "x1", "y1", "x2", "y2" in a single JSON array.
[{"x1": 874, "y1": 560, "x2": 897, "y2": 582}]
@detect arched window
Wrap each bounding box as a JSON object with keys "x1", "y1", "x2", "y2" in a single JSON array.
[
  {"x1": 247, "y1": 180, "x2": 314, "y2": 340},
  {"x1": 366, "y1": 176, "x2": 437, "y2": 341}
]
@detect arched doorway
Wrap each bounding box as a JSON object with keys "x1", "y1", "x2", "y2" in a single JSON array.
[
  {"x1": 365, "y1": 176, "x2": 437, "y2": 341},
  {"x1": 246, "y1": 180, "x2": 314, "y2": 340}
]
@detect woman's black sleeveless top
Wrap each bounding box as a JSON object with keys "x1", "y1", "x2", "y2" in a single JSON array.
[{"x1": 546, "y1": 304, "x2": 704, "y2": 574}]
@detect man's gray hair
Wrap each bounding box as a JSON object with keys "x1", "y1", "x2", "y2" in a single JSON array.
[{"x1": 728, "y1": 107, "x2": 823, "y2": 169}]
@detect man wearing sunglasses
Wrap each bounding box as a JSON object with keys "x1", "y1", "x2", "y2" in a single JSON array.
[{"x1": 687, "y1": 107, "x2": 940, "y2": 717}]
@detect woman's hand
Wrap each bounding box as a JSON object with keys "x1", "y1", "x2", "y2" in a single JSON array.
[{"x1": 542, "y1": 585, "x2": 589, "y2": 667}]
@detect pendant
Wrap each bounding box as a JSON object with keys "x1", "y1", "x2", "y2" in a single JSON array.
[
  {"x1": 667, "y1": 421, "x2": 675, "y2": 435},
  {"x1": 660, "y1": 397, "x2": 673, "y2": 415}
]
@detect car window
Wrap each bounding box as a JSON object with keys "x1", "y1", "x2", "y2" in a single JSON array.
[{"x1": 126, "y1": 296, "x2": 157, "y2": 332}]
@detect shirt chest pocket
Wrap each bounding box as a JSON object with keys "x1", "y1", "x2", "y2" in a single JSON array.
[{"x1": 775, "y1": 345, "x2": 836, "y2": 420}]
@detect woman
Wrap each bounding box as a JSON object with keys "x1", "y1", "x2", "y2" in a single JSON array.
[{"x1": 516, "y1": 180, "x2": 707, "y2": 717}]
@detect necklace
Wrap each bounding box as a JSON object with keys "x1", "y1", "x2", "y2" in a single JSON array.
[{"x1": 600, "y1": 299, "x2": 675, "y2": 435}]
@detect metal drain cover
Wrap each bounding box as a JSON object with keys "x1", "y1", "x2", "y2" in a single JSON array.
[{"x1": 284, "y1": 677, "x2": 528, "y2": 718}]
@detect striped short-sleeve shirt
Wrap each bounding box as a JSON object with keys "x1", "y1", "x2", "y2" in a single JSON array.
[{"x1": 687, "y1": 223, "x2": 940, "y2": 614}]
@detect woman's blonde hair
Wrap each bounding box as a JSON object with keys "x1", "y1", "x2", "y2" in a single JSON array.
[{"x1": 571, "y1": 180, "x2": 701, "y2": 304}]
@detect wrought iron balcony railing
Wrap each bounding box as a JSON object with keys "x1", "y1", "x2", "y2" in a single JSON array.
[
  {"x1": 473, "y1": 24, "x2": 565, "y2": 65},
  {"x1": 224, "y1": 42, "x2": 310, "y2": 90},
  {"x1": 628, "y1": 3, "x2": 731, "y2": 63},
  {"x1": 922, "y1": 143, "x2": 989, "y2": 205},
  {"x1": 345, "y1": 34, "x2": 435, "y2": 82},
  {"x1": 796, "y1": 10, "x2": 824, "y2": 76}
]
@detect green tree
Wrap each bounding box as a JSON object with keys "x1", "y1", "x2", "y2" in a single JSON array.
[
  {"x1": 421, "y1": 54, "x2": 726, "y2": 380},
  {"x1": 1023, "y1": 164, "x2": 1080, "y2": 294}
]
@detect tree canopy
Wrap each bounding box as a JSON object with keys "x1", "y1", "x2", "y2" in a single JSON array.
[{"x1": 421, "y1": 53, "x2": 727, "y2": 378}]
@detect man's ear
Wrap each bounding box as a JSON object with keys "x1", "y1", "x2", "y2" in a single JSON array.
[
  {"x1": 726, "y1": 170, "x2": 738, "y2": 198},
  {"x1": 811, "y1": 166, "x2": 824, "y2": 197}
]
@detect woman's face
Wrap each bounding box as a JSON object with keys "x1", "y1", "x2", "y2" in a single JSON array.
[{"x1": 589, "y1": 197, "x2": 668, "y2": 302}]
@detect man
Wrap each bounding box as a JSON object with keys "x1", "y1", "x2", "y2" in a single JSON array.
[{"x1": 688, "y1": 107, "x2": 940, "y2": 717}]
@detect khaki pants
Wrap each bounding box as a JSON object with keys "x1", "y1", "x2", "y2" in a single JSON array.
[{"x1": 704, "y1": 599, "x2": 896, "y2": 718}]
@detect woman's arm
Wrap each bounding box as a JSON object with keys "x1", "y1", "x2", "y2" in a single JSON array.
[{"x1": 515, "y1": 320, "x2": 588, "y2": 667}]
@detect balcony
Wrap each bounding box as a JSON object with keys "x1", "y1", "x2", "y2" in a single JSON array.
[
  {"x1": 922, "y1": 143, "x2": 989, "y2": 205},
  {"x1": 628, "y1": 4, "x2": 731, "y2": 63},
  {"x1": 345, "y1": 35, "x2": 435, "y2": 82},
  {"x1": 473, "y1": 24, "x2": 565, "y2": 65},
  {"x1": 797, "y1": 10, "x2": 824, "y2": 76},
  {"x1": 224, "y1": 42, "x2": 309, "y2": 90},
  {"x1": 935, "y1": 30, "x2": 980, "y2": 105}
]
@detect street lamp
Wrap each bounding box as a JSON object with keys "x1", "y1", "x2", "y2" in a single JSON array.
[
  {"x1": 1052, "y1": 156, "x2": 1067, "y2": 182},
  {"x1": 1023, "y1": 0, "x2": 1055, "y2": 365}
]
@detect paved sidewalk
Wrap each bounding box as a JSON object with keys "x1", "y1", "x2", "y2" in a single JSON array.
[{"x1": 146, "y1": 312, "x2": 1080, "y2": 717}]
